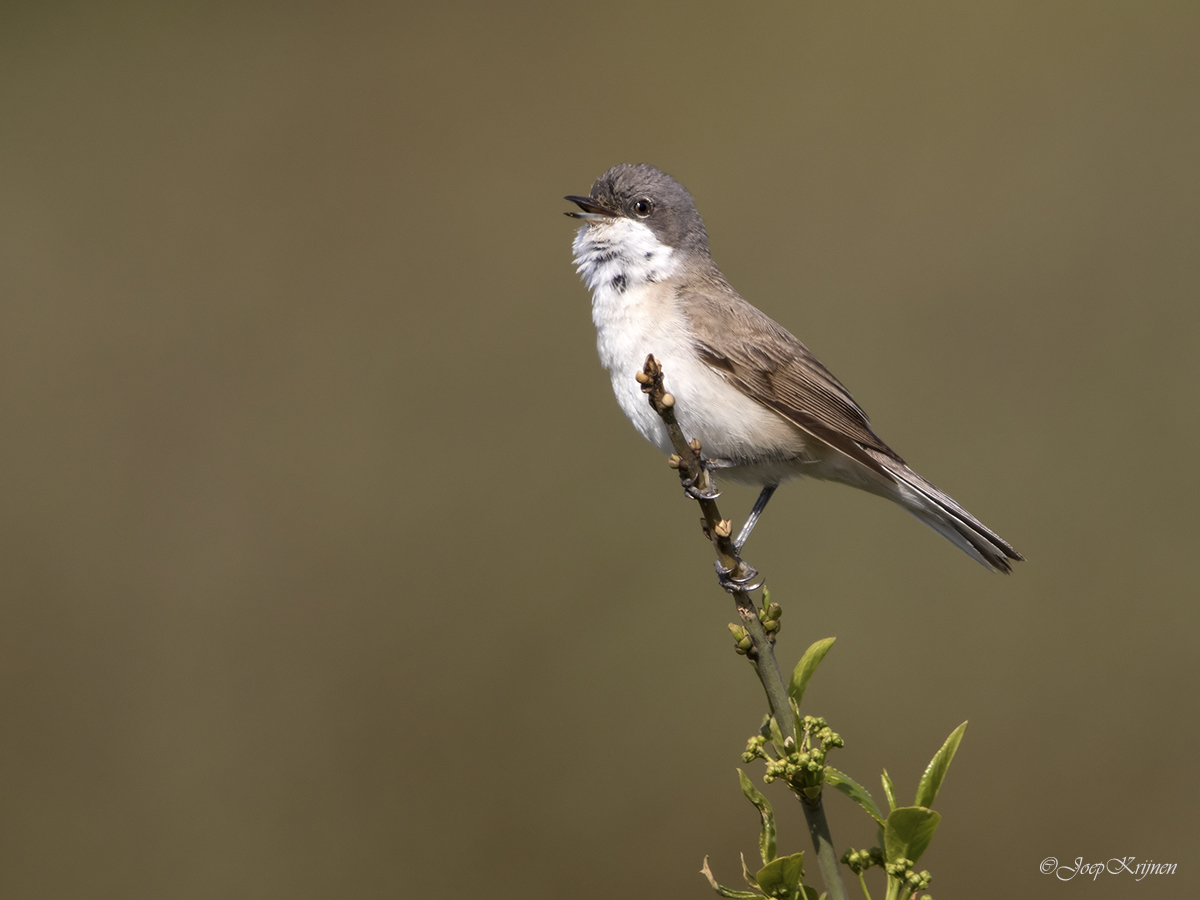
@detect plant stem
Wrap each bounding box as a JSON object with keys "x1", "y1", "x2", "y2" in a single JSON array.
[
  {"x1": 639, "y1": 355, "x2": 848, "y2": 900},
  {"x1": 734, "y1": 593, "x2": 794, "y2": 738},
  {"x1": 802, "y1": 794, "x2": 849, "y2": 900}
]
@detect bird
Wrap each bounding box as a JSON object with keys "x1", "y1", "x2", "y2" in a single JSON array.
[{"x1": 565, "y1": 163, "x2": 1022, "y2": 573}]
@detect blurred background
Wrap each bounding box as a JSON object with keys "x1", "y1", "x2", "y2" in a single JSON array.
[{"x1": 2, "y1": 3, "x2": 1197, "y2": 898}]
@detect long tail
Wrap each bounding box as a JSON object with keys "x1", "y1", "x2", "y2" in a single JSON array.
[{"x1": 869, "y1": 452, "x2": 1024, "y2": 573}]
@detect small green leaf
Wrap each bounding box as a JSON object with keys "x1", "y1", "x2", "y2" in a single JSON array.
[
  {"x1": 825, "y1": 767, "x2": 885, "y2": 824},
  {"x1": 766, "y1": 715, "x2": 786, "y2": 756},
  {"x1": 788, "y1": 638, "x2": 836, "y2": 712},
  {"x1": 701, "y1": 856, "x2": 766, "y2": 899},
  {"x1": 759, "y1": 714, "x2": 773, "y2": 740},
  {"x1": 880, "y1": 768, "x2": 897, "y2": 814},
  {"x1": 914, "y1": 721, "x2": 966, "y2": 809},
  {"x1": 738, "y1": 769, "x2": 777, "y2": 864},
  {"x1": 755, "y1": 852, "x2": 806, "y2": 900},
  {"x1": 883, "y1": 807, "x2": 941, "y2": 866}
]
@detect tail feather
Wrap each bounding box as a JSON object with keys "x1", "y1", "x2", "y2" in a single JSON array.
[{"x1": 870, "y1": 453, "x2": 1023, "y2": 573}]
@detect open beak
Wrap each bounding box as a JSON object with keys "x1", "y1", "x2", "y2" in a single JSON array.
[{"x1": 564, "y1": 195, "x2": 618, "y2": 222}]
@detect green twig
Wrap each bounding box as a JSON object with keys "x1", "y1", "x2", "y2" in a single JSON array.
[
  {"x1": 802, "y1": 795, "x2": 846, "y2": 900},
  {"x1": 639, "y1": 355, "x2": 847, "y2": 900}
]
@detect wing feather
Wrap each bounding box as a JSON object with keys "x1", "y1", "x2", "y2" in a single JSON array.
[{"x1": 680, "y1": 277, "x2": 903, "y2": 478}]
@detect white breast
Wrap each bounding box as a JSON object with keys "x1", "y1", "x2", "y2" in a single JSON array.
[{"x1": 573, "y1": 220, "x2": 805, "y2": 482}]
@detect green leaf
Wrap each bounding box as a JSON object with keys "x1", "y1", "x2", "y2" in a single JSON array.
[
  {"x1": 914, "y1": 721, "x2": 966, "y2": 809},
  {"x1": 787, "y1": 638, "x2": 836, "y2": 712},
  {"x1": 738, "y1": 769, "x2": 777, "y2": 865},
  {"x1": 766, "y1": 715, "x2": 786, "y2": 756},
  {"x1": 755, "y1": 852, "x2": 806, "y2": 900},
  {"x1": 801, "y1": 888, "x2": 820, "y2": 900},
  {"x1": 881, "y1": 768, "x2": 897, "y2": 814},
  {"x1": 883, "y1": 807, "x2": 941, "y2": 866},
  {"x1": 825, "y1": 767, "x2": 885, "y2": 824},
  {"x1": 701, "y1": 856, "x2": 765, "y2": 899}
]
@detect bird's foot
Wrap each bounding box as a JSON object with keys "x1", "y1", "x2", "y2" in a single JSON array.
[
  {"x1": 668, "y1": 438, "x2": 721, "y2": 500},
  {"x1": 715, "y1": 559, "x2": 763, "y2": 594},
  {"x1": 679, "y1": 448, "x2": 721, "y2": 500},
  {"x1": 680, "y1": 463, "x2": 721, "y2": 500}
]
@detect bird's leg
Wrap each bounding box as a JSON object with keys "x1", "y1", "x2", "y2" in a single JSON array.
[{"x1": 734, "y1": 484, "x2": 778, "y2": 552}]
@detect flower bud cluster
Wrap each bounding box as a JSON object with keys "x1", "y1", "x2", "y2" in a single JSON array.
[
  {"x1": 759, "y1": 716, "x2": 845, "y2": 797},
  {"x1": 885, "y1": 858, "x2": 932, "y2": 893},
  {"x1": 758, "y1": 600, "x2": 782, "y2": 637},
  {"x1": 741, "y1": 734, "x2": 769, "y2": 763},
  {"x1": 800, "y1": 716, "x2": 844, "y2": 751},
  {"x1": 762, "y1": 745, "x2": 826, "y2": 788},
  {"x1": 727, "y1": 623, "x2": 753, "y2": 655},
  {"x1": 884, "y1": 858, "x2": 910, "y2": 877},
  {"x1": 840, "y1": 846, "x2": 883, "y2": 875}
]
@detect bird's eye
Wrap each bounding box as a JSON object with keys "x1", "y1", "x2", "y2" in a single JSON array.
[{"x1": 633, "y1": 198, "x2": 653, "y2": 217}]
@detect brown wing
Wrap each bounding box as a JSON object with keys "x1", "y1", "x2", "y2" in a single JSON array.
[{"x1": 679, "y1": 276, "x2": 904, "y2": 478}]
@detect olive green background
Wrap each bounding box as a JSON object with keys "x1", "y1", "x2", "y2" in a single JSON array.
[{"x1": 2, "y1": 3, "x2": 1197, "y2": 898}]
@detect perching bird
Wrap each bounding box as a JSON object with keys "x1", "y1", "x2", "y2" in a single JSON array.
[{"x1": 566, "y1": 163, "x2": 1021, "y2": 572}]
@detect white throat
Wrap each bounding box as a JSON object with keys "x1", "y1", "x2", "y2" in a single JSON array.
[{"x1": 571, "y1": 218, "x2": 678, "y2": 294}]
